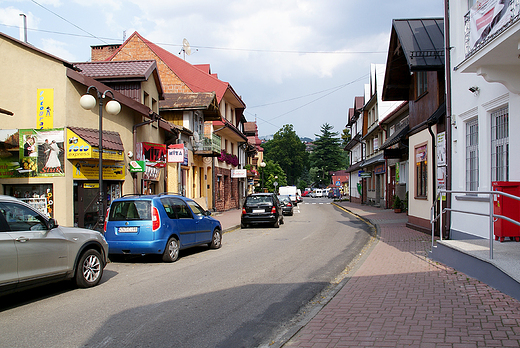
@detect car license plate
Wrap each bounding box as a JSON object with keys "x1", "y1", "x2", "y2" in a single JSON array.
[
  {"x1": 252, "y1": 209, "x2": 264, "y2": 213},
  {"x1": 118, "y1": 226, "x2": 138, "y2": 233}
]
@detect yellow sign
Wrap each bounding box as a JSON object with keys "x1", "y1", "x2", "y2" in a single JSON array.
[
  {"x1": 66, "y1": 128, "x2": 124, "y2": 161},
  {"x1": 72, "y1": 160, "x2": 125, "y2": 180},
  {"x1": 37, "y1": 89, "x2": 54, "y2": 129},
  {"x1": 83, "y1": 183, "x2": 99, "y2": 189}
]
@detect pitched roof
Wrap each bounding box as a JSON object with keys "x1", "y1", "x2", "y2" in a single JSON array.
[
  {"x1": 392, "y1": 18, "x2": 444, "y2": 71},
  {"x1": 74, "y1": 60, "x2": 158, "y2": 80},
  {"x1": 110, "y1": 32, "x2": 245, "y2": 107},
  {"x1": 160, "y1": 92, "x2": 221, "y2": 120},
  {"x1": 68, "y1": 126, "x2": 124, "y2": 152}
]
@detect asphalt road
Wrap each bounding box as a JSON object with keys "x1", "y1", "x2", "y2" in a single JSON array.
[{"x1": 0, "y1": 198, "x2": 374, "y2": 348}]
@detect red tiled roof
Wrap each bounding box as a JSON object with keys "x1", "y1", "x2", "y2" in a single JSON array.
[
  {"x1": 68, "y1": 126, "x2": 124, "y2": 152},
  {"x1": 110, "y1": 32, "x2": 244, "y2": 107}
]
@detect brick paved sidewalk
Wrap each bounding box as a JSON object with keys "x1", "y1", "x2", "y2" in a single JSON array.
[{"x1": 283, "y1": 202, "x2": 520, "y2": 347}]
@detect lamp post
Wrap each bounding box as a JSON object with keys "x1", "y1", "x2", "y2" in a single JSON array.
[
  {"x1": 80, "y1": 86, "x2": 121, "y2": 231},
  {"x1": 260, "y1": 161, "x2": 266, "y2": 192}
]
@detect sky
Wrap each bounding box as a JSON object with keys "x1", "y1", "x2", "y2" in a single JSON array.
[{"x1": 0, "y1": 0, "x2": 444, "y2": 140}]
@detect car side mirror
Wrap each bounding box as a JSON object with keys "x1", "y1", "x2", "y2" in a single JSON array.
[
  {"x1": 205, "y1": 210, "x2": 212, "y2": 216},
  {"x1": 47, "y1": 218, "x2": 58, "y2": 229}
]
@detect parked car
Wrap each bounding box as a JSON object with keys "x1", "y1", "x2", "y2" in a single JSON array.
[
  {"x1": 0, "y1": 195, "x2": 108, "y2": 295},
  {"x1": 241, "y1": 193, "x2": 284, "y2": 228},
  {"x1": 301, "y1": 190, "x2": 310, "y2": 197},
  {"x1": 104, "y1": 193, "x2": 222, "y2": 262},
  {"x1": 278, "y1": 186, "x2": 298, "y2": 206},
  {"x1": 310, "y1": 189, "x2": 324, "y2": 198},
  {"x1": 328, "y1": 188, "x2": 341, "y2": 199},
  {"x1": 278, "y1": 195, "x2": 294, "y2": 216}
]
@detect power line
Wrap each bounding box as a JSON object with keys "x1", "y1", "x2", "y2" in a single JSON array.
[{"x1": 29, "y1": 0, "x2": 108, "y2": 44}]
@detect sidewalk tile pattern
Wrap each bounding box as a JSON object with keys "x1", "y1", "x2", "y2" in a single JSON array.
[{"x1": 284, "y1": 203, "x2": 520, "y2": 347}]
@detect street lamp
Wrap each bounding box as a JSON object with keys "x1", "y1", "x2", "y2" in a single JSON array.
[
  {"x1": 260, "y1": 161, "x2": 266, "y2": 192},
  {"x1": 80, "y1": 86, "x2": 121, "y2": 231}
]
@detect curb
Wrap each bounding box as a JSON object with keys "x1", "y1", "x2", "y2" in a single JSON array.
[{"x1": 263, "y1": 203, "x2": 382, "y2": 348}]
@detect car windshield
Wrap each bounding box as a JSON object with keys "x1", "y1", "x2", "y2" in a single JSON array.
[
  {"x1": 109, "y1": 200, "x2": 151, "y2": 221},
  {"x1": 279, "y1": 196, "x2": 291, "y2": 203},
  {"x1": 245, "y1": 195, "x2": 272, "y2": 206}
]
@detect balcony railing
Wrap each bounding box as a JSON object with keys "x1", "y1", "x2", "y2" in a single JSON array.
[
  {"x1": 464, "y1": 0, "x2": 520, "y2": 57},
  {"x1": 193, "y1": 133, "x2": 221, "y2": 157}
]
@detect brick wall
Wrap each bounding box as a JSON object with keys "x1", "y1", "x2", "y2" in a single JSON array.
[{"x1": 214, "y1": 167, "x2": 239, "y2": 212}]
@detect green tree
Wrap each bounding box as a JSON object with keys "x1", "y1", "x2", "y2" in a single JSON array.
[
  {"x1": 310, "y1": 123, "x2": 345, "y2": 185},
  {"x1": 262, "y1": 124, "x2": 308, "y2": 185},
  {"x1": 258, "y1": 160, "x2": 287, "y2": 193}
]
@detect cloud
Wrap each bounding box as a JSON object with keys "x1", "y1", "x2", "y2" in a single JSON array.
[{"x1": 41, "y1": 38, "x2": 77, "y2": 61}]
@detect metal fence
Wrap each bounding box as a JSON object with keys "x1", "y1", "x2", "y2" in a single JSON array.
[{"x1": 431, "y1": 189, "x2": 520, "y2": 259}]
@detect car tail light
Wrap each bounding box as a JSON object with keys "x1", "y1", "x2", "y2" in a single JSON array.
[
  {"x1": 271, "y1": 206, "x2": 277, "y2": 214},
  {"x1": 152, "y1": 207, "x2": 160, "y2": 231},
  {"x1": 103, "y1": 208, "x2": 109, "y2": 233},
  {"x1": 288, "y1": 202, "x2": 292, "y2": 207},
  {"x1": 242, "y1": 208, "x2": 247, "y2": 215}
]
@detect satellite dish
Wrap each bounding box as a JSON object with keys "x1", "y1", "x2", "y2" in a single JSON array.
[
  {"x1": 183, "y1": 38, "x2": 192, "y2": 56},
  {"x1": 193, "y1": 131, "x2": 200, "y2": 143}
]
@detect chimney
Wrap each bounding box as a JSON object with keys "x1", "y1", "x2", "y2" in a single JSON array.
[
  {"x1": 90, "y1": 44, "x2": 121, "y2": 61},
  {"x1": 19, "y1": 14, "x2": 27, "y2": 43}
]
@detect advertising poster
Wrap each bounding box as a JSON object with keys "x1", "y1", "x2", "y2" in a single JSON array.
[
  {"x1": 470, "y1": 0, "x2": 512, "y2": 49},
  {"x1": 0, "y1": 128, "x2": 64, "y2": 178},
  {"x1": 37, "y1": 88, "x2": 54, "y2": 129},
  {"x1": 72, "y1": 160, "x2": 125, "y2": 180}
]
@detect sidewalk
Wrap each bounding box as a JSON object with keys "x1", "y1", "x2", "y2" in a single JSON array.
[
  {"x1": 281, "y1": 201, "x2": 520, "y2": 347},
  {"x1": 212, "y1": 208, "x2": 241, "y2": 233}
]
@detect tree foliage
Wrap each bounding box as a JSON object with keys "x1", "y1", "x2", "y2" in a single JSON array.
[
  {"x1": 309, "y1": 123, "x2": 345, "y2": 185},
  {"x1": 257, "y1": 160, "x2": 287, "y2": 193},
  {"x1": 262, "y1": 124, "x2": 308, "y2": 185}
]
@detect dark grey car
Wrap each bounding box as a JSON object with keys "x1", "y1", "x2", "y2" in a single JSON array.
[
  {"x1": 241, "y1": 193, "x2": 284, "y2": 228},
  {"x1": 0, "y1": 195, "x2": 108, "y2": 295}
]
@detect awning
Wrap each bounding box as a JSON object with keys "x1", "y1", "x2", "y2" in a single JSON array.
[
  {"x1": 362, "y1": 153, "x2": 385, "y2": 168},
  {"x1": 380, "y1": 125, "x2": 409, "y2": 150},
  {"x1": 67, "y1": 127, "x2": 124, "y2": 161},
  {"x1": 346, "y1": 160, "x2": 364, "y2": 173}
]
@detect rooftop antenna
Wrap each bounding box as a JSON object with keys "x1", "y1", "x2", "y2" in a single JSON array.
[
  {"x1": 180, "y1": 38, "x2": 192, "y2": 60},
  {"x1": 19, "y1": 14, "x2": 27, "y2": 43}
]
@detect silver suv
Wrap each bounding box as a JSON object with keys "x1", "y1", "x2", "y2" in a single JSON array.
[{"x1": 0, "y1": 195, "x2": 108, "y2": 295}]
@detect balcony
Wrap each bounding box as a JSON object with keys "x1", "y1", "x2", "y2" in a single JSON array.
[
  {"x1": 193, "y1": 133, "x2": 221, "y2": 157},
  {"x1": 460, "y1": 0, "x2": 520, "y2": 92}
]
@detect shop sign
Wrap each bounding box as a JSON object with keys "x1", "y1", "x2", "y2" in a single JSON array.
[
  {"x1": 143, "y1": 165, "x2": 160, "y2": 180},
  {"x1": 374, "y1": 164, "x2": 385, "y2": 174},
  {"x1": 231, "y1": 169, "x2": 247, "y2": 178},
  {"x1": 66, "y1": 129, "x2": 123, "y2": 161},
  {"x1": 0, "y1": 128, "x2": 65, "y2": 178},
  {"x1": 37, "y1": 88, "x2": 54, "y2": 129},
  {"x1": 136, "y1": 142, "x2": 166, "y2": 168},
  {"x1": 168, "y1": 144, "x2": 185, "y2": 163},
  {"x1": 128, "y1": 160, "x2": 146, "y2": 173},
  {"x1": 358, "y1": 171, "x2": 372, "y2": 178},
  {"x1": 71, "y1": 160, "x2": 125, "y2": 180}
]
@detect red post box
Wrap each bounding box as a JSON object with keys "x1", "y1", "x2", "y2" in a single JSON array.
[{"x1": 492, "y1": 181, "x2": 520, "y2": 242}]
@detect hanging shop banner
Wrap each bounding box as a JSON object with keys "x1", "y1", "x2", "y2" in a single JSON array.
[
  {"x1": 231, "y1": 169, "x2": 247, "y2": 178},
  {"x1": 37, "y1": 88, "x2": 54, "y2": 129},
  {"x1": 71, "y1": 160, "x2": 125, "y2": 180},
  {"x1": 128, "y1": 160, "x2": 146, "y2": 173},
  {"x1": 168, "y1": 144, "x2": 185, "y2": 163},
  {"x1": 469, "y1": 0, "x2": 512, "y2": 50},
  {"x1": 66, "y1": 129, "x2": 124, "y2": 161},
  {"x1": 0, "y1": 128, "x2": 64, "y2": 178},
  {"x1": 143, "y1": 165, "x2": 160, "y2": 180},
  {"x1": 437, "y1": 132, "x2": 446, "y2": 166},
  {"x1": 374, "y1": 164, "x2": 385, "y2": 175},
  {"x1": 136, "y1": 142, "x2": 166, "y2": 167}
]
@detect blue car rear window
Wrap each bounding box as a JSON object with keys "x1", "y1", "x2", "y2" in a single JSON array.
[{"x1": 109, "y1": 200, "x2": 151, "y2": 221}]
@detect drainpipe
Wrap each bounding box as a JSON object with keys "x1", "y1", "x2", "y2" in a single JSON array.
[
  {"x1": 177, "y1": 132, "x2": 183, "y2": 196},
  {"x1": 428, "y1": 123, "x2": 437, "y2": 235},
  {"x1": 444, "y1": 0, "x2": 453, "y2": 239},
  {"x1": 132, "y1": 113, "x2": 156, "y2": 194}
]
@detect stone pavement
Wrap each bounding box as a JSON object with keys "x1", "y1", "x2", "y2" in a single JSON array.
[{"x1": 213, "y1": 202, "x2": 520, "y2": 347}]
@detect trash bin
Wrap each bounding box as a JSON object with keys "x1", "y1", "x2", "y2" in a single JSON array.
[{"x1": 492, "y1": 181, "x2": 520, "y2": 242}]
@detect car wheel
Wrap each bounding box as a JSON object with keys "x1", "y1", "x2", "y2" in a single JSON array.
[
  {"x1": 209, "y1": 228, "x2": 222, "y2": 249},
  {"x1": 75, "y1": 249, "x2": 104, "y2": 288},
  {"x1": 241, "y1": 222, "x2": 248, "y2": 228},
  {"x1": 162, "y1": 237, "x2": 180, "y2": 262}
]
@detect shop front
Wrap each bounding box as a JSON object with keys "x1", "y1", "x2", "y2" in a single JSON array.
[{"x1": 67, "y1": 127, "x2": 126, "y2": 229}]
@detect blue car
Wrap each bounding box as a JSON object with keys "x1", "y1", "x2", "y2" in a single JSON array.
[{"x1": 104, "y1": 194, "x2": 222, "y2": 262}]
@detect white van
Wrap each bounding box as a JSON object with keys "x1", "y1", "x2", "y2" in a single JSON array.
[
  {"x1": 278, "y1": 186, "x2": 298, "y2": 205},
  {"x1": 311, "y1": 189, "x2": 323, "y2": 198}
]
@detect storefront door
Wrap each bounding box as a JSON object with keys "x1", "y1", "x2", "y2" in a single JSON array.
[{"x1": 74, "y1": 181, "x2": 121, "y2": 230}]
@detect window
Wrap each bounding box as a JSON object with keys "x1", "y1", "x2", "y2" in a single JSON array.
[
  {"x1": 187, "y1": 200, "x2": 205, "y2": 217},
  {"x1": 491, "y1": 107, "x2": 509, "y2": 181},
  {"x1": 416, "y1": 71, "x2": 428, "y2": 98},
  {"x1": 415, "y1": 145, "x2": 427, "y2": 198},
  {"x1": 0, "y1": 202, "x2": 47, "y2": 231},
  {"x1": 466, "y1": 119, "x2": 479, "y2": 191}
]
